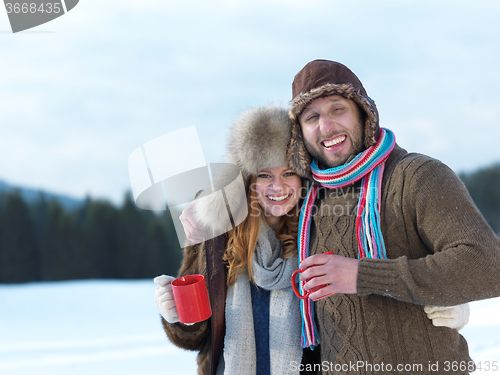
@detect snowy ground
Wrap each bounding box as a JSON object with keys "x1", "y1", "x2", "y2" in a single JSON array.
[
  {"x1": 0, "y1": 280, "x2": 198, "y2": 375},
  {"x1": 0, "y1": 280, "x2": 498, "y2": 375}
]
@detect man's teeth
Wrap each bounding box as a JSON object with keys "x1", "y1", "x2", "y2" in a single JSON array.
[
  {"x1": 323, "y1": 135, "x2": 347, "y2": 148},
  {"x1": 267, "y1": 194, "x2": 291, "y2": 202}
]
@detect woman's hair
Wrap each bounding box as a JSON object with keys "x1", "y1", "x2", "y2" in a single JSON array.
[{"x1": 223, "y1": 176, "x2": 299, "y2": 286}]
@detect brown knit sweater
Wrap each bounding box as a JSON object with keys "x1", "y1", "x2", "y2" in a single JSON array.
[{"x1": 310, "y1": 145, "x2": 500, "y2": 375}]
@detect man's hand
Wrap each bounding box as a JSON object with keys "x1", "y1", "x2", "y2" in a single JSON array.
[
  {"x1": 424, "y1": 304, "x2": 470, "y2": 330},
  {"x1": 299, "y1": 253, "x2": 359, "y2": 300},
  {"x1": 179, "y1": 202, "x2": 208, "y2": 244}
]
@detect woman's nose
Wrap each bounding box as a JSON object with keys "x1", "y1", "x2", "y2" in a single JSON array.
[{"x1": 269, "y1": 178, "x2": 285, "y2": 190}]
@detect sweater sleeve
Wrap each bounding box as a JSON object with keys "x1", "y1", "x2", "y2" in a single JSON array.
[
  {"x1": 357, "y1": 156, "x2": 500, "y2": 305},
  {"x1": 161, "y1": 242, "x2": 210, "y2": 351}
]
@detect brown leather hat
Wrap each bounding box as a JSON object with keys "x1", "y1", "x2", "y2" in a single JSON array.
[
  {"x1": 292, "y1": 60, "x2": 368, "y2": 99},
  {"x1": 287, "y1": 60, "x2": 380, "y2": 178}
]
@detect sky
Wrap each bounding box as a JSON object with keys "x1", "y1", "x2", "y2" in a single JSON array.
[{"x1": 1, "y1": 0, "x2": 499, "y2": 205}]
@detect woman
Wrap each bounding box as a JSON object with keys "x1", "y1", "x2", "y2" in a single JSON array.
[
  {"x1": 154, "y1": 105, "x2": 469, "y2": 375},
  {"x1": 156, "y1": 105, "x2": 305, "y2": 375}
]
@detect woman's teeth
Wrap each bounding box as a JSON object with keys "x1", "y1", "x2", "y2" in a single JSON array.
[
  {"x1": 267, "y1": 194, "x2": 291, "y2": 202},
  {"x1": 323, "y1": 135, "x2": 347, "y2": 148}
]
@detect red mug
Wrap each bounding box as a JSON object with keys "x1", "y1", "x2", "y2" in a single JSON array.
[
  {"x1": 171, "y1": 274, "x2": 212, "y2": 324},
  {"x1": 291, "y1": 251, "x2": 335, "y2": 300}
]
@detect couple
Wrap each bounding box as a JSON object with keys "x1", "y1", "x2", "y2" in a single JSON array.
[{"x1": 154, "y1": 60, "x2": 500, "y2": 375}]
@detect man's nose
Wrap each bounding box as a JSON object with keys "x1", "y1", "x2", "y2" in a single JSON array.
[{"x1": 318, "y1": 115, "x2": 335, "y2": 134}]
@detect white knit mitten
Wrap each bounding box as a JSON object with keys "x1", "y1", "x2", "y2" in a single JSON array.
[
  {"x1": 154, "y1": 275, "x2": 179, "y2": 324},
  {"x1": 424, "y1": 303, "x2": 470, "y2": 330}
]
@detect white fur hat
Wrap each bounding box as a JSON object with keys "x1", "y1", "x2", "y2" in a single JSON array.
[{"x1": 227, "y1": 105, "x2": 292, "y2": 179}]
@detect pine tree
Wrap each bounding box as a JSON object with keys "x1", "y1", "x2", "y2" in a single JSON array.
[
  {"x1": 460, "y1": 163, "x2": 500, "y2": 235},
  {"x1": 115, "y1": 193, "x2": 153, "y2": 278},
  {"x1": 0, "y1": 191, "x2": 40, "y2": 282},
  {"x1": 143, "y1": 211, "x2": 183, "y2": 278},
  {"x1": 81, "y1": 199, "x2": 119, "y2": 279}
]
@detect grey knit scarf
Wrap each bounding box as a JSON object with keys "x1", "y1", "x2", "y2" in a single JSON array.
[{"x1": 217, "y1": 219, "x2": 302, "y2": 375}]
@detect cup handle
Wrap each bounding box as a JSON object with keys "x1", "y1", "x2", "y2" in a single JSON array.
[{"x1": 291, "y1": 269, "x2": 309, "y2": 299}]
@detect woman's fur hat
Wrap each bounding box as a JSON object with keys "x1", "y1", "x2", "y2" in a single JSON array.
[
  {"x1": 287, "y1": 60, "x2": 380, "y2": 178},
  {"x1": 194, "y1": 105, "x2": 298, "y2": 232},
  {"x1": 227, "y1": 105, "x2": 294, "y2": 181}
]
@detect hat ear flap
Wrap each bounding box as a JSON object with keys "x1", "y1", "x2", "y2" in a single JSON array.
[
  {"x1": 353, "y1": 94, "x2": 380, "y2": 148},
  {"x1": 287, "y1": 118, "x2": 312, "y2": 179}
]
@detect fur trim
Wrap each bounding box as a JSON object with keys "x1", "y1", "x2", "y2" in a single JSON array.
[
  {"x1": 288, "y1": 83, "x2": 380, "y2": 178},
  {"x1": 194, "y1": 106, "x2": 295, "y2": 232},
  {"x1": 227, "y1": 105, "x2": 292, "y2": 177}
]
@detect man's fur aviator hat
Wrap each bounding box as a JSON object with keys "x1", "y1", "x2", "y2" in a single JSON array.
[
  {"x1": 194, "y1": 105, "x2": 300, "y2": 232},
  {"x1": 287, "y1": 59, "x2": 381, "y2": 178}
]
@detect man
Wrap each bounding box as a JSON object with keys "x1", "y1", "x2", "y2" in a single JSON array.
[{"x1": 288, "y1": 59, "x2": 500, "y2": 374}]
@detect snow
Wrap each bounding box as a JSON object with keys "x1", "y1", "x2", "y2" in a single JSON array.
[
  {"x1": 0, "y1": 280, "x2": 498, "y2": 374},
  {"x1": 0, "y1": 280, "x2": 197, "y2": 375},
  {"x1": 460, "y1": 298, "x2": 500, "y2": 373}
]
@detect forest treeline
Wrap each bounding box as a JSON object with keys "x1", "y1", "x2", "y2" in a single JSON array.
[
  {"x1": 0, "y1": 162, "x2": 499, "y2": 283},
  {"x1": 459, "y1": 163, "x2": 500, "y2": 234},
  {"x1": 0, "y1": 192, "x2": 183, "y2": 283}
]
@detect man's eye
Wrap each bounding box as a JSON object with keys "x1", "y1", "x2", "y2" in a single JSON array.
[{"x1": 306, "y1": 115, "x2": 318, "y2": 122}]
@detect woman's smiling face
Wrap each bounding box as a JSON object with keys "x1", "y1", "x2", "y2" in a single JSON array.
[{"x1": 253, "y1": 166, "x2": 302, "y2": 228}]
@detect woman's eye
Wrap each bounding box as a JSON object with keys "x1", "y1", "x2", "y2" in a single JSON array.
[
  {"x1": 258, "y1": 174, "x2": 270, "y2": 179},
  {"x1": 284, "y1": 172, "x2": 296, "y2": 177}
]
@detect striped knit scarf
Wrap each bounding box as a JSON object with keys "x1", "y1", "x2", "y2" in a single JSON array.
[{"x1": 298, "y1": 128, "x2": 396, "y2": 349}]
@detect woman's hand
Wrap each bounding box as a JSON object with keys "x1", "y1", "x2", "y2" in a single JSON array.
[
  {"x1": 179, "y1": 203, "x2": 208, "y2": 244},
  {"x1": 154, "y1": 275, "x2": 179, "y2": 324}
]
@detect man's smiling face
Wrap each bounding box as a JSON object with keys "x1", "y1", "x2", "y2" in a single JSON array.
[{"x1": 299, "y1": 95, "x2": 365, "y2": 169}]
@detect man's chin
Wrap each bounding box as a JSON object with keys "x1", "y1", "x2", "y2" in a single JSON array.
[
  {"x1": 305, "y1": 140, "x2": 356, "y2": 169},
  {"x1": 316, "y1": 154, "x2": 350, "y2": 169}
]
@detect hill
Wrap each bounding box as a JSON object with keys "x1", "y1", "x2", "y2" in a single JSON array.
[{"x1": 0, "y1": 180, "x2": 83, "y2": 211}]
